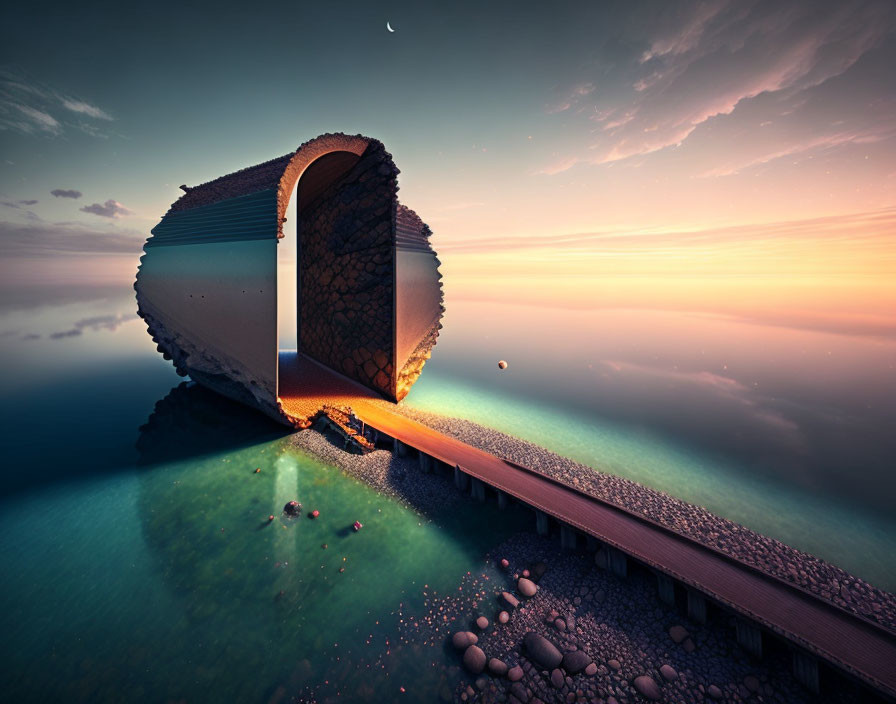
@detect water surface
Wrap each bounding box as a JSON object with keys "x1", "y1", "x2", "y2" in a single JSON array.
[{"x1": 1, "y1": 282, "x2": 894, "y2": 704}]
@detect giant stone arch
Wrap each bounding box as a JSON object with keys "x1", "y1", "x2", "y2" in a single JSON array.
[{"x1": 135, "y1": 133, "x2": 443, "y2": 426}]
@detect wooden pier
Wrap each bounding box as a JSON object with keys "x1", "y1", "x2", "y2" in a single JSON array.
[{"x1": 278, "y1": 352, "x2": 896, "y2": 700}]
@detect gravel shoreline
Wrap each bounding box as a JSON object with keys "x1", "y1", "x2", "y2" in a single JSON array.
[
  {"x1": 439, "y1": 533, "x2": 867, "y2": 704},
  {"x1": 289, "y1": 421, "x2": 880, "y2": 702},
  {"x1": 368, "y1": 402, "x2": 896, "y2": 634}
]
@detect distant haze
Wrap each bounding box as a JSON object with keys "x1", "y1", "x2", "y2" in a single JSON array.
[{"x1": 1, "y1": 0, "x2": 894, "y2": 335}]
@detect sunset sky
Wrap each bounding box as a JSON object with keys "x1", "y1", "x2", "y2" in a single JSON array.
[{"x1": 2, "y1": 0, "x2": 895, "y2": 330}]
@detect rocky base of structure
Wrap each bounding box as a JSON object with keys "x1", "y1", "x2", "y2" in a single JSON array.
[
  {"x1": 287, "y1": 426, "x2": 463, "y2": 517},
  {"x1": 438, "y1": 533, "x2": 866, "y2": 704},
  {"x1": 371, "y1": 403, "x2": 896, "y2": 635}
]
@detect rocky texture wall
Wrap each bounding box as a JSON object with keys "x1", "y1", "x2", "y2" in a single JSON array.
[{"x1": 298, "y1": 142, "x2": 399, "y2": 399}]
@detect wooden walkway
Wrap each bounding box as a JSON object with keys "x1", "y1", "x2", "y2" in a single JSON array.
[{"x1": 278, "y1": 352, "x2": 896, "y2": 699}]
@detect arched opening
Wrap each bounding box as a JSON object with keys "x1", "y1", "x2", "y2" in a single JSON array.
[
  {"x1": 277, "y1": 151, "x2": 362, "y2": 353},
  {"x1": 276, "y1": 139, "x2": 400, "y2": 413}
]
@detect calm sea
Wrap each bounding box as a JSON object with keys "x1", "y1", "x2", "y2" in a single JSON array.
[{"x1": 0, "y1": 282, "x2": 893, "y2": 702}]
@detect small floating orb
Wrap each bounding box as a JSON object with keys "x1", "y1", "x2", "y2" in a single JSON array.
[{"x1": 498, "y1": 360, "x2": 508, "y2": 370}]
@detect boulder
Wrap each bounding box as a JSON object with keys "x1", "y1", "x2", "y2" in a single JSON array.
[
  {"x1": 283, "y1": 501, "x2": 301, "y2": 516},
  {"x1": 452, "y1": 631, "x2": 478, "y2": 650},
  {"x1": 659, "y1": 664, "x2": 677, "y2": 682},
  {"x1": 532, "y1": 562, "x2": 547, "y2": 580},
  {"x1": 561, "y1": 650, "x2": 591, "y2": 675},
  {"x1": 476, "y1": 616, "x2": 489, "y2": 630},
  {"x1": 708, "y1": 684, "x2": 723, "y2": 700},
  {"x1": 608, "y1": 659, "x2": 621, "y2": 671},
  {"x1": 463, "y1": 645, "x2": 486, "y2": 674},
  {"x1": 584, "y1": 663, "x2": 598, "y2": 676},
  {"x1": 518, "y1": 578, "x2": 538, "y2": 597},
  {"x1": 523, "y1": 632, "x2": 563, "y2": 669},
  {"x1": 498, "y1": 611, "x2": 510, "y2": 624},
  {"x1": 550, "y1": 668, "x2": 564, "y2": 688},
  {"x1": 668, "y1": 625, "x2": 689, "y2": 644},
  {"x1": 509, "y1": 682, "x2": 529, "y2": 702},
  {"x1": 488, "y1": 658, "x2": 508, "y2": 676},
  {"x1": 633, "y1": 675, "x2": 661, "y2": 700},
  {"x1": 507, "y1": 665, "x2": 524, "y2": 682}
]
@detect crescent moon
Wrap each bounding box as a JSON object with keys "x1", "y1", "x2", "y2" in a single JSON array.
[{"x1": 386, "y1": 21, "x2": 395, "y2": 32}]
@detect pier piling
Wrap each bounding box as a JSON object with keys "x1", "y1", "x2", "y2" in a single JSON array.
[
  {"x1": 471, "y1": 477, "x2": 486, "y2": 502},
  {"x1": 736, "y1": 619, "x2": 763, "y2": 658},
  {"x1": 656, "y1": 572, "x2": 675, "y2": 605},
  {"x1": 454, "y1": 464, "x2": 469, "y2": 491},
  {"x1": 497, "y1": 490, "x2": 509, "y2": 510},
  {"x1": 687, "y1": 589, "x2": 707, "y2": 624},
  {"x1": 792, "y1": 650, "x2": 820, "y2": 694},
  {"x1": 535, "y1": 510, "x2": 550, "y2": 536},
  {"x1": 607, "y1": 547, "x2": 628, "y2": 578},
  {"x1": 560, "y1": 524, "x2": 577, "y2": 551}
]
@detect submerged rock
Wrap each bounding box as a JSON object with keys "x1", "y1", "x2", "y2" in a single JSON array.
[
  {"x1": 463, "y1": 645, "x2": 486, "y2": 674},
  {"x1": 452, "y1": 631, "x2": 479, "y2": 650},
  {"x1": 283, "y1": 500, "x2": 301, "y2": 516},
  {"x1": 501, "y1": 591, "x2": 520, "y2": 609}
]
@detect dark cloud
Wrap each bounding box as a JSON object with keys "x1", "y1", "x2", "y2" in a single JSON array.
[
  {"x1": 47, "y1": 314, "x2": 132, "y2": 341},
  {"x1": 0, "y1": 219, "x2": 145, "y2": 256},
  {"x1": 0, "y1": 199, "x2": 39, "y2": 219},
  {"x1": 49, "y1": 329, "x2": 82, "y2": 339},
  {"x1": 72, "y1": 314, "x2": 128, "y2": 333},
  {"x1": 51, "y1": 189, "x2": 82, "y2": 199},
  {"x1": 80, "y1": 199, "x2": 132, "y2": 218}
]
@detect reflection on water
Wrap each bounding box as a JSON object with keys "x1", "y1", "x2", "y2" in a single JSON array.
[
  {"x1": 0, "y1": 322, "x2": 529, "y2": 701},
  {"x1": 0, "y1": 281, "x2": 894, "y2": 702}
]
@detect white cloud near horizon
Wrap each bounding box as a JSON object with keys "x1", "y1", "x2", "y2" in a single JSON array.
[{"x1": 0, "y1": 218, "x2": 145, "y2": 256}]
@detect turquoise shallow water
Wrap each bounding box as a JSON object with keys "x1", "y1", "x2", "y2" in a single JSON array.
[
  {"x1": 0, "y1": 285, "x2": 894, "y2": 702},
  {"x1": 403, "y1": 368, "x2": 896, "y2": 590},
  {"x1": 0, "y1": 289, "x2": 531, "y2": 702},
  {"x1": 1, "y1": 379, "x2": 529, "y2": 702}
]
